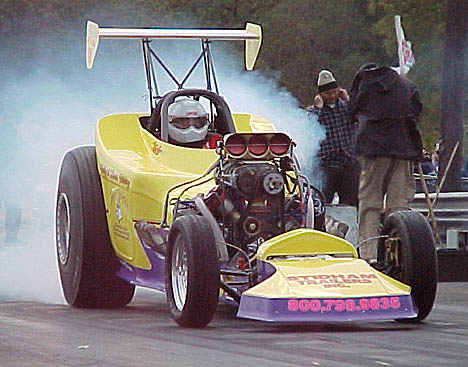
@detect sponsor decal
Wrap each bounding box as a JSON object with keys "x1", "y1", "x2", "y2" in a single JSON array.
[
  {"x1": 115, "y1": 202, "x2": 123, "y2": 222},
  {"x1": 152, "y1": 142, "x2": 163, "y2": 155},
  {"x1": 287, "y1": 273, "x2": 377, "y2": 288},
  {"x1": 99, "y1": 163, "x2": 130, "y2": 188},
  {"x1": 287, "y1": 297, "x2": 402, "y2": 313},
  {"x1": 113, "y1": 224, "x2": 129, "y2": 240},
  {"x1": 110, "y1": 189, "x2": 128, "y2": 224}
]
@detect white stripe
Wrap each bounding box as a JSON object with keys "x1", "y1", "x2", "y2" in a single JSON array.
[{"x1": 98, "y1": 28, "x2": 259, "y2": 40}]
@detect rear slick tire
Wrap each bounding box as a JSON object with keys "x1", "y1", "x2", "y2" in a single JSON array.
[
  {"x1": 379, "y1": 210, "x2": 438, "y2": 322},
  {"x1": 55, "y1": 146, "x2": 135, "y2": 308},
  {"x1": 166, "y1": 214, "x2": 220, "y2": 328}
]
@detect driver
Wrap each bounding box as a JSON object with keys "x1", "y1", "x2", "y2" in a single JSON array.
[{"x1": 168, "y1": 98, "x2": 221, "y2": 149}]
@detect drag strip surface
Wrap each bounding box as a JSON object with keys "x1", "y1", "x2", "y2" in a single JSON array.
[{"x1": 1, "y1": 283, "x2": 467, "y2": 366}]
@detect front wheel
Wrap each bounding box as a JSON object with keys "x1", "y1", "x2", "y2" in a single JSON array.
[
  {"x1": 378, "y1": 210, "x2": 437, "y2": 322},
  {"x1": 165, "y1": 215, "x2": 220, "y2": 328}
]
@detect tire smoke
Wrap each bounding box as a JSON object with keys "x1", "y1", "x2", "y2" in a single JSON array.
[{"x1": 0, "y1": 34, "x2": 323, "y2": 304}]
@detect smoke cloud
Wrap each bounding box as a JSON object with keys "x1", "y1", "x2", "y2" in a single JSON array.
[{"x1": 0, "y1": 30, "x2": 323, "y2": 304}]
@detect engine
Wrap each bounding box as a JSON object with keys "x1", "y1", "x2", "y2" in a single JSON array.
[
  {"x1": 208, "y1": 161, "x2": 286, "y2": 250},
  {"x1": 173, "y1": 132, "x2": 325, "y2": 258}
]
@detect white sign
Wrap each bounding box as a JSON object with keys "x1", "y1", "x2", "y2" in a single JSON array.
[{"x1": 394, "y1": 15, "x2": 415, "y2": 75}]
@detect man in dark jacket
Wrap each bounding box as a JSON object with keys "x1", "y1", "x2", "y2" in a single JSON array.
[{"x1": 350, "y1": 64, "x2": 423, "y2": 261}]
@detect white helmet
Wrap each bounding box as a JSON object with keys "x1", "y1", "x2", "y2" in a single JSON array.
[{"x1": 168, "y1": 98, "x2": 209, "y2": 143}]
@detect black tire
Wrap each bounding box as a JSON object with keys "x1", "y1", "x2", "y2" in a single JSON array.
[
  {"x1": 55, "y1": 146, "x2": 135, "y2": 308},
  {"x1": 378, "y1": 210, "x2": 438, "y2": 322},
  {"x1": 165, "y1": 215, "x2": 220, "y2": 327}
]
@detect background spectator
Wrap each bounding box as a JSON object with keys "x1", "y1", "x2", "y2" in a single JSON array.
[
  {"x1": 308, "y1": 69, "x2": 359, "y2": 206},
  {"x1": 421, "y1": 148, "x2": 437, "y2": 175}
]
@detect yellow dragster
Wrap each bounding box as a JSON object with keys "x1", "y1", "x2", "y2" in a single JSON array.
[{"x1": 55, "y1": 22, "x2": 437, "y2": 327}]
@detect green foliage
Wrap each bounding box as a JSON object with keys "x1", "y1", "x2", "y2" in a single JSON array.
[
  {"x1": 368, "y1": 0, "x2": 447, "y2": 150},
  {"x1": 1, "y1": 0, "x2": 462, "y2": 152}
]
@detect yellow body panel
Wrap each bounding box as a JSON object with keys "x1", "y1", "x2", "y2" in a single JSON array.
[
  {"x1": 233, "y1": 113, "x2": 276, "y2": 132},
  {"x1": 243, "y1": 259, "x2": 410, "y2": 298},
  {"x1": 95, "y1": 112, "x2": 270, "y2": 269},
  {"x1": 256, "y1": 228, "x2": 359, "y2": 259},
  {"x1": 246, "y1": 229, "x2": 410, "y2": 299}
]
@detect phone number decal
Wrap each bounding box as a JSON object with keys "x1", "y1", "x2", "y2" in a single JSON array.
[{"x1": 287, "y1": 297, "x2": 401, "y2": 313}]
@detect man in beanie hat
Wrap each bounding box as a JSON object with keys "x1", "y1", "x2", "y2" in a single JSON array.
[{"x1": 308, "y1": 69, "x2": 359, "y2": 206}]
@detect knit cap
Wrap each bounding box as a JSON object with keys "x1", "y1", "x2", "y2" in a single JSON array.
[{"x1": 317, "y1": 70, "x2": 338, "y2": 92}]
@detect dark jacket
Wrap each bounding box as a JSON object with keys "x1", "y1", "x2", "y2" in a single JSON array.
[{"x1": 350, "y1": 66, "x2": 423, "y2": 160}]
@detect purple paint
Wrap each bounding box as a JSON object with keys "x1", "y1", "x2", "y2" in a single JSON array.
[
  {"x1": 257, "y1": 260, "x2": 276, "y2": 282},
  {"x1": 117, "y1": 244, "x2": 167, "y2": 293},
  {"x1": 237, "y1": 295, "x2": 417, "y2": 322}
]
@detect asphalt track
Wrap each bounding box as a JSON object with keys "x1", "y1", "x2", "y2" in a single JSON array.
[
  {"x1": 0, "y1": 223, "x2": 466, "y2": 366},
  {"x1": 1, "y1": 276, "x2": 467, "y2": 366}
]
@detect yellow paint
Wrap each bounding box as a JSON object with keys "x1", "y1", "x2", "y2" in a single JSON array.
[
  {"x1": 94, "y1": 111, "x2": 411, "y2": 303},
  {"x1": 95, "y1": 112, "x2": 278, "y2": 269},
  {"x1": 256, "y1": 228, "x2": 359, "y2": 259},
  {"x1": 232, "y1": 113, "x2": 276, "y2": 132},
  {"x1": 244, "y1": 229, "x2": 411, "y2": 299},
  {"x1": 243, "y1": 258, "x2": 411, "y2": 299}
]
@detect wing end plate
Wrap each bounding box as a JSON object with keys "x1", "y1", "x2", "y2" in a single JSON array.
[{"x1": 86, "y1": 21, "x2": 99, "y2": 69}]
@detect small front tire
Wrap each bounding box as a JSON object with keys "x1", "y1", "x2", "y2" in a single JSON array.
[
  {"x1": 166, "y1": 214, "x2": 220, "y2": 327},
  {"x1": 378, "y1": 210, "x2": 437, "y2": 322}
]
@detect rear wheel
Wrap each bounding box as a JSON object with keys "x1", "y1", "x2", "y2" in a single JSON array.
[
  {"x1": 166, "y1": 215, "x2": 220, "y2": 327},
  {"x1": 56, "y1": 146, "x2": 135, "y2": 308},
  {"x1": 378, "y1": 210, "x2": 437, "y2": 321}
]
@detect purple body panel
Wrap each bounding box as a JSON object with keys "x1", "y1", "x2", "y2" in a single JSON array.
[
  {"x1": 237, "y1": 295, "x2": 417, "y2": 322},
  {"x1": 257, "y1": 260, "x2": 276, "y2": 282},
  {"x1": 117, "y1": 246, "x2": 166, "y2": 293}
]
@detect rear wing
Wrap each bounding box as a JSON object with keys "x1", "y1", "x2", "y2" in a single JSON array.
[{"x1": 86, "y1": 21, "x2": 262, "y2": 71}]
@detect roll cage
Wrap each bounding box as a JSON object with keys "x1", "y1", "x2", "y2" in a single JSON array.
[
  {"x1": 141, "y1": 38, "x2": 221, "y2": 112},
  {"x1": 147, "y1": 88, "x2": 236, "y2": 141}
]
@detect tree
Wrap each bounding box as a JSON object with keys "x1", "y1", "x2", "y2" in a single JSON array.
[
  {"x1": 367, "y1": 0, "x2": 446, "y2": 149},
  {"x1": 1, "y1": 0, "x2": 457, "y2": 155},
  {"x1": 439, "y1": 0, "x2": 468, "y2": 191},
  {"x1": 258, "y1": 0, "x2": 388, "y2": 106}
]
